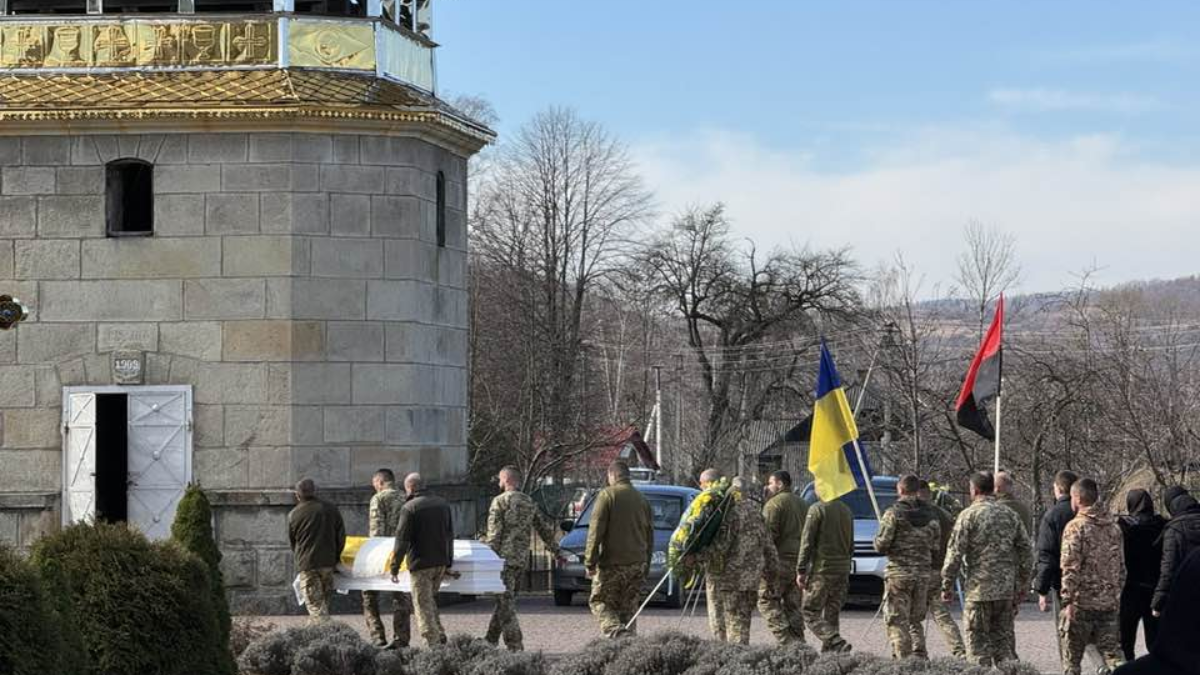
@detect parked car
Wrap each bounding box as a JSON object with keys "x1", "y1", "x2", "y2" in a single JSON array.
[
  {"x1": 799, "y1": 475, "x2": 899, "y2": 603},
  {"x1": 552, "y1": 484, "x2": 699, "y2": 608}
]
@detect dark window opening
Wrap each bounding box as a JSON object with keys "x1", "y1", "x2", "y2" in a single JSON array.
[
  {"x1": 106, "y1": 159, "x2": 153, "y2": 237},
  {"x1": 436, "y1": 170, "x2": 446, "y2": 248},
  {"x1": 94, "y1": 394, "x2": 128, "y2": 524}
]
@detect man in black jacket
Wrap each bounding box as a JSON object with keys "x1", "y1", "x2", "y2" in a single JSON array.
[
  {"x1": 1118, "y1": 489, "x2": 1166, "y2": 660},
  {"x1": 288, "y1": 478, "x2": 347, "y2": 621},
  {"x1": 1151, "y1": 486, "x2": 1200, "y2": 618},
  {"x1": 1035, "y1": 470, "x2": 1079, "y2": 616},
  {"x1": 390, "y1": 473, "x2": 455, "y2": 646}
]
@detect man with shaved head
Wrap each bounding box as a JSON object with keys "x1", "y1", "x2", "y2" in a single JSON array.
[
  {"x1": 288, "y1": 478, "x2": 346, "y2": 621},
  {"x1": 390, "y1": 472, "x2": 454, "y2": 646},
  {"x1": 585, "y1": 460, "x2": 653, "y2": 638},
  {"x1": 995, "y1": 471, "x2": 1033, "y2": 540},
  {"x1": 482, "y1": 465, "x2": 561, "y2": 651}
]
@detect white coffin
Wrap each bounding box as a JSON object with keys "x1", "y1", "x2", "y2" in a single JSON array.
[{"x1": 293, "y1": 539, "x2": 505, "y2": 605}]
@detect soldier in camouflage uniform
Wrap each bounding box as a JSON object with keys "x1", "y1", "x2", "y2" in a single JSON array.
[
  {"x1": 941, "y1": 472, "x2": 1033, "y2": 667},
  {"x1": 874, "y1": 475, "x2": 941, "y2": 659},
  {"x1": 918, "y1": 480, "x2": 966, "y2": 659},
  {"x1": 797, "y1": 492, "x2": 855, "y2": 653},
  {"x1": 585, "y1": 461, "x2": 653, "y2": 638},
  {"x1": 362, "y1": 469, "x2": 412, "y2": 648},
  {"x1": 1059, "y1": 479, "x2": 1126, "y2": 675},
  {"x1": 758, "y1": 470, "x2": 808, "y2": 645},
  {"x1": 704, "y1": 477, "x2": 775, "y2": 645},
  {"x1": 481, "y1": 466, "x2": 561, "y2": 651}
]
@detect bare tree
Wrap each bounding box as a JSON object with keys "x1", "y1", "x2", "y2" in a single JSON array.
[
  {"x1": 643, "y1": 204, "x2": 860, "y2": 477},
  {"x1": 955, "y1": 220, "x2": 1021, "y2": 337},
  {"x1": 468, "y1": 107, "x2": 654, "y2": 486}
]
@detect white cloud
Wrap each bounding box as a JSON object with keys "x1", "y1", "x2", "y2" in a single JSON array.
[
  {"x1": 986, "y1": 87, "x2": 1165, "y2": 114},
  {"x1": 631, "y1": 127, "x2": 1200, "y2": 294}
]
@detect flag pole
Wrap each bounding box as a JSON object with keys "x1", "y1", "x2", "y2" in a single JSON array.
[
  {"x1": 993, "y1": 382, "x2": 1003, "y2": 475},
  {"x1": 993, "y1": 304, "x2": 1005, "y2": 475}
]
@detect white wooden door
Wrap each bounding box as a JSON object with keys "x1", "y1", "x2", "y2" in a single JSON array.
[
  {"x1": 62, "y1": 392, "x2": 98, "y2": 525},
  {"x1": 126, "y1": 388, "x2": 192, "y2": 540}
]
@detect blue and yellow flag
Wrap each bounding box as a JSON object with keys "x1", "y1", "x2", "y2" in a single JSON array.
[{"x1": 808, "y1": 341, "x2": 866, "y2": 502}]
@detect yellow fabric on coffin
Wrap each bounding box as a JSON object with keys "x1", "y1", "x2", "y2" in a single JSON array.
[
  {"x1": 340, "y1": 536, "x2": 406, "y2": 574},
  {"x1": 341, "y1": 536, "x2": 369, "y2": 567}
]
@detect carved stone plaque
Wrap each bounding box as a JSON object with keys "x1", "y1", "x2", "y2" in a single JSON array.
[{"x1": 112, "y1": 350, "x2": 144, "y2": 385}]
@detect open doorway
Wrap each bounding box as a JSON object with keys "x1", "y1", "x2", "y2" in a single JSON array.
[
  {"x1": 62, "y1": 386, "x2": 193, "y2": 540},
  {"x1": 94, "y1": 393, "x2": 128, "y2": 523}
]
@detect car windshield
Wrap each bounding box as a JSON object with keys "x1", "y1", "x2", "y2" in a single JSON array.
[
  {"x1": 801, "y1": 485, "x2": 898, "y2": 519},
  {"x1": 576, "y1": 493, "x2": 686, "y2": 530}
]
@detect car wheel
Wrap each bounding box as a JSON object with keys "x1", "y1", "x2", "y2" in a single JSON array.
[{"x1": 553, "y1": 590, "x2": 573, "y2": 607}]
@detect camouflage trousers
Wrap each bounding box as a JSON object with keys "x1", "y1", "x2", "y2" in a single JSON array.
[
  {"x1": 758, "y1": 557, "x2": 806, "y2": 645},
  {"x1": 963, "y1": 599, "x2": 1014, "y2": 666},
  {"x1": 410, "y1": 566, "x2": 447, "y2": 647},
  {"x1": 486, "y1": 565, "x2": 526, "y2": 651},
  {"x1": 926, "y1": 573, "x2": 965, "y2": 659},
  {"x1": 589, "y1": 563, "x2": 647, "y2": 638},
  {"x1": 883, "y1": 574, "x2": 928, "y2": 659},
  {"x1": 802, "y1": 573, "x2": 850, "y2": 652},
  {"x1": 1060, "y1": 607, "x2": 1125, "y2": 675},
  {"x1": 298, "y1": 568, "x2": 335, "y2": 621},
  {"x1": 362, "y1": 590, "x2": 412, "y2": 647},
  {"x1": 705, "y1": 579, "x2": 756, "y2": 645},
  {"x1": 705, "y1": 577, "x2": 726, "y2": 641}
]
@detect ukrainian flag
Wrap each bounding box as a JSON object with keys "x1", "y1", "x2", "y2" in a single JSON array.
[{"x1": 808, "y1": 341, "x2": 864, "y2": 502}]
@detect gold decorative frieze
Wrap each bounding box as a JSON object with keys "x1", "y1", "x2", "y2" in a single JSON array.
[
  {"x1": 288, "y1": 21, "x2": 375, "y2": 71},
  {"x1": 0, "y1": 20, "x2": 277, "y2": 70}
]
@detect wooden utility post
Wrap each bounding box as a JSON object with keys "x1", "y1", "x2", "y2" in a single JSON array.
[{"x1": 651, "y1": 365, "x2": 663, "y2": 470}]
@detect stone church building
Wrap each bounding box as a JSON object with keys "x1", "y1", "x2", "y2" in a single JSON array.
[{"x1": 0, "y1": 0, "x2": 490, "y2": 611}]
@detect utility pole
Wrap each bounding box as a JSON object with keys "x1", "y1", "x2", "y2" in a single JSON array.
[
  {"x1": 651, "y1": 365, "x2": 663, "y2": 471},
  {"x1": 674, "y1": 353, "x2": 683, "y2": 482}
]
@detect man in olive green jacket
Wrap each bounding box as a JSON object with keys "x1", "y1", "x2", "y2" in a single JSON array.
[
  {"x1": 759, "y1": 470, "x2": 809, "y2": 644},
  {"x1": 584, "y1": 460, "x2": 653, "y2": 638},
  {"x1": 796, "y1": 493, "x2": 854, "y2": 653},
  {"x1": 288, "y1": 478, "x2": 346, "y2": 621}
]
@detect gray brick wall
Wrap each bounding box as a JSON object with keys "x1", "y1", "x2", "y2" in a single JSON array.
[{"x1": 0, "y1": 132, "x2": 472, "y2": 602}]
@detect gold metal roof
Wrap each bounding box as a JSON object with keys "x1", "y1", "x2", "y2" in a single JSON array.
[
  {"x1": 0, "y1": 15, "x2": 494, "y2": 150},
  {"x1": 0, "y1": 69, "x2": 491, "y2": 145}
]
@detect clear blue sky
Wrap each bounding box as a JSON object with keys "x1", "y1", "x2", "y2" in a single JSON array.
[{"x1": 435, "y1": 1, "x2": 1200, "y2": 292}]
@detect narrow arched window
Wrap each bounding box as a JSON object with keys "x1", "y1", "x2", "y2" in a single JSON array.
[
  {"x1": 106, "y1": 159, "x2": 154, "y2": 237},
  {"x1": 435, "y1": 170, "x2": 447, "y2": 248}
]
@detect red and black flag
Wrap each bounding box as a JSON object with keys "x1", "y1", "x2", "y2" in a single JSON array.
[{"x1": 955, "y1": 295, "x2": 1004, "y2": 441}]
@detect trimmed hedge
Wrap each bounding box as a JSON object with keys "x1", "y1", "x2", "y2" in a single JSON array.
[
  {"x1": 0, "y1": 545, "x2": 87, "y2": 675},
  {"x1": 239, "y1": 628, "x2": 1047, "y2": 675},
  {"x1": 31, "y1": 521, "x2": 227, "y2": 675},
  {"x1": 172, "y1": 484, "x2": 236, "y2": 675}
]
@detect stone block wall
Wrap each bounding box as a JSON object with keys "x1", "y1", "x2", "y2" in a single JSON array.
[{"x1": 0, "y1": 131, "x2": 472, "y2": 606}]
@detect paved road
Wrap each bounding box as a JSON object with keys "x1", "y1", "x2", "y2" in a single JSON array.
[{"x1": 263, "y1": 595, "x2": 1134, "y2": 674}]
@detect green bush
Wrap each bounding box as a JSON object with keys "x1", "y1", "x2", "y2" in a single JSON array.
[
  {"x1": 0, "y1": 545, "x2": 87, "y2": 675},
  {"x1": 407, "y1": 634, "x2": 498, "y2": 675},
  {"x1": 373, "y1": 648, "x2": 416, "y2": 675},
  {"x1": 239, "y1": 622, "x2": 370, "y2": 675},
  {"x1": 546, "y1": 636, "x2": 632, "y2": 675},
  {"x1": 30, "y1": 521, "x2": 226, "y2": 675},
  {"x1": 462, "y1": 650, "x2": 547, "y2": 675},
  {"x1": 172, "y1": 484, "x2": 236, "y2": 675}
]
